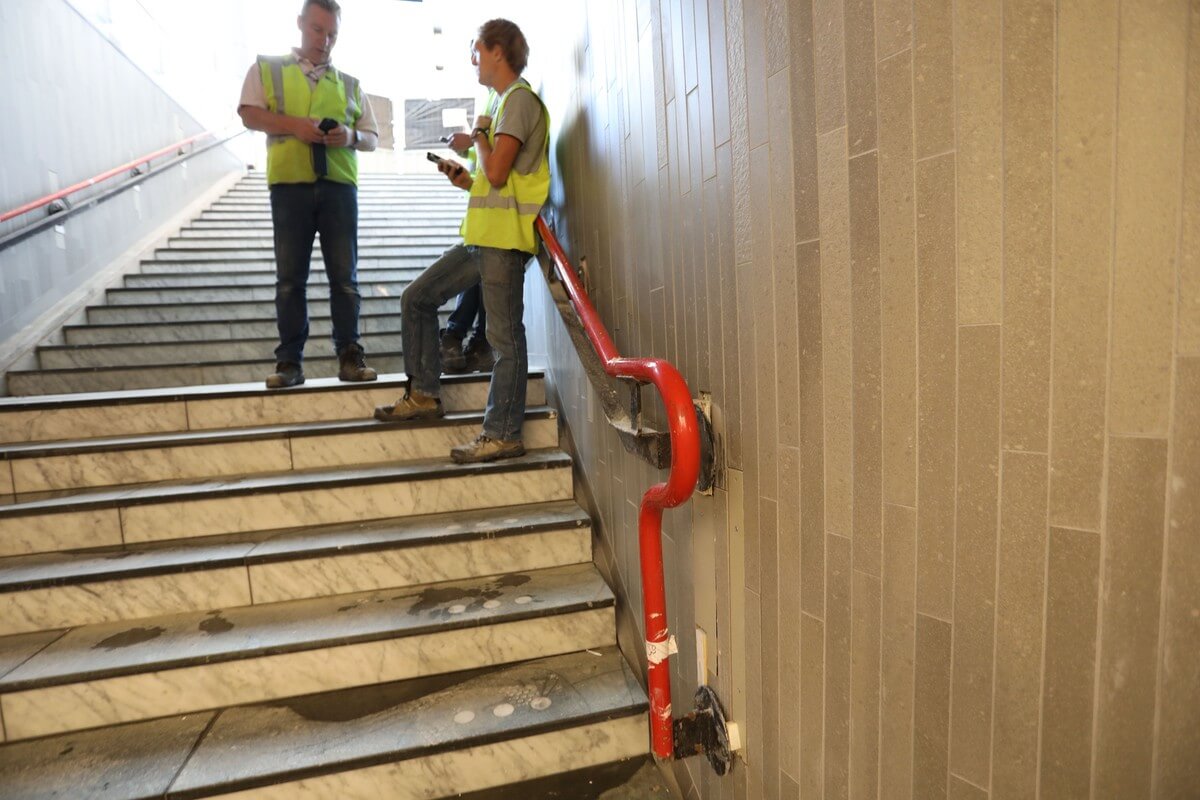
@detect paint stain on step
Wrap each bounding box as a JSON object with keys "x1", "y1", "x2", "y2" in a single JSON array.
[
  {"x1": 93, "y1": 626, "x2": 165, "y2": 650},
  {"x1": 199, "y1": 612, "x2": 235, "y2": 635}
]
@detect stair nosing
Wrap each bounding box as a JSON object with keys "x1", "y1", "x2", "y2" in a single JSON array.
[
  {"x1": 0, "y1": 369, "x2": 542, "y2": 410},
  {"x1": 0, "y1": 449, "x2": 571, "y2": 517},
  {"x1": 0, "y1": 564, "x2": 614, "y2": 692},
  {"x1": 0, "y1": 407, "x2": 554, "y2": 458},
  {"x1": 0, "y1": 500, "x2": 589, "y2": 593}
]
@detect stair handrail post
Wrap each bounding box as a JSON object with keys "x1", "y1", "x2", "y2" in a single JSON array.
[{"x1": 535, "y1": 216, "x2": 705, "y2": 762}]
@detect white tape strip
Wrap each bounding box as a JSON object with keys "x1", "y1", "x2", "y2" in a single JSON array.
[{"x1": 646, "y1": 635, "x2": 679, "y2": 666}]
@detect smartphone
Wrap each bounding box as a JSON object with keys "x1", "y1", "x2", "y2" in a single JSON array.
[
  {"x1": 427, "y1": 152, "x2": 464, "y2": 175},
  {"x1": 318, "y1": 118, "x2": 339, "y2": 133}
]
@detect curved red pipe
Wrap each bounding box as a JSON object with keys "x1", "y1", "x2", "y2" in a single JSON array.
[{"x1": 537, "y1": 217, "x2": 700, "y2": 760}]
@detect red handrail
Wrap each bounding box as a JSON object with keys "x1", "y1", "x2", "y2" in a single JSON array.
[
  {"x1": 0, "y1": 131, "x2": 215, "y2": 224},
  {"x1": 536, "y1": 216, "x2": 701, "y2": 760}
]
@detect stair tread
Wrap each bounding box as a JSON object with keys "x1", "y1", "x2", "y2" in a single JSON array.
[
  {"x1": 0, "y1": 407, "x2": 551, "y2": 459},
  {"x1": 0, "y1": 562, "x2": 611, "y2": 692},
  {"x1": 0, "y1": 501, "x2": 588, "y2": 593},
  {"x1": 0, "y1": 647, "x2": 645, "y2": 800},
  {"x1": 0, "y1": 449, "x2": 571, "y2": 517},
  {"x1": 0, "y1": 371, "x2": 534, "y2": 410}
]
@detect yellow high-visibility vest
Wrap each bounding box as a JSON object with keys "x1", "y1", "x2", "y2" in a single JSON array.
[
  {"x1": 460, "y1": 80, "x2": 550, "y2": 254},
  {"x1": 258, "y1": 55, "x2": 363, "y2": 186}
]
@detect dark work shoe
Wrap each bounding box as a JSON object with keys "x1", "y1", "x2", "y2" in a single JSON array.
[
  {"x1": 266, "y1": 362, "x2": 304, "y2": 389},
  {"x1": 440, "y1": 329, "x2": 467, "y2": 373},
  {"x1": 450, "y1": 434, "x2": 525, "y2": 464},
  {"x1": 373, "y1": 390, "x2": 444, "y2": 422},
  {"x1": 338, "y1": 343, "x2": 377, "y2": 382},
  {"x1": 463, "y1": 336, "x2": 494, "y2": 373}
]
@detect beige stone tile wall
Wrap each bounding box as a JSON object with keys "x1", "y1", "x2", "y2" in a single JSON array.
[{"x1": 532, "y1": 0, "x2": 1197, "y2": 797}]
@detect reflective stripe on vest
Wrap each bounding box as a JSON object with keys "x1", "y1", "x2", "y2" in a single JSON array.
[
  {"x1": 258, "y1": 55, "x2": 361, "y2": 186},
  {"x1": 459, "y1": 80, "x2": 550, "y2": 254}
]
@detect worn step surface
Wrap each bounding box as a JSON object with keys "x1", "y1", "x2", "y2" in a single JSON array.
[
  {"x1": 0, "y1": 406, "x2": 555, "y2": 497},
  {"x1": 0, "y1": 647, "x2": 647, "y2": 800},
  {"x1": 0, "y1": 449, "x2": 573, "y2": 556},
  {"x1": 0, "y1": 372, "x2": 543, "y2": 444},
  {"x1": 0, "y1": 501, "x2": 590, "y2": 635},
  {"x1": 0, "y1": 563, "x2": 614, "y2": 740},
  {"x1": 61, "y1": 312, "x2": 416, "y2": 345}
]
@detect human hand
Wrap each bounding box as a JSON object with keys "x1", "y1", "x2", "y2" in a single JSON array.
[
  {"x1": 291, "y1": 117, "x2": 325, "y2": 144},
  {"x1": 438, "y1": 159, "x2": 472, "y2": 190},
  {"x1": 447, "y1": 132, "x2": 473, "y2": 152},
  {"x1": 473, "y1": 115, "x2": 492, "y2": 132},
  {"x1": 323, "y1": 123, "x2": 355, "y2": 148}
]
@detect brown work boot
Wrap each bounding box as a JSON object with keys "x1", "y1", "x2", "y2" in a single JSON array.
[
  {"x1": 266, "y1": 362, "x2": 304, "y2": 389},
  {"x1": 338, "y1": 343, "x2": 377, "y2": 382},
  {"x1": 373, "y1": 390, "x2": 444, "y2": 422},
  {"x1": 450, "y1": 434, "x2": 525, "y2": 464},
  {"x1": 462, "y1": 335, "x2": 494, "y2": 372},
  {"x1": 439, "y1": 329, "x2": 467, "y2": 373}
]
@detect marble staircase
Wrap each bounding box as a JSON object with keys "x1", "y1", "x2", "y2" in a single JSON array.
[{"x1": 0, "y1": 173, "x2": 655, "y2": 798}]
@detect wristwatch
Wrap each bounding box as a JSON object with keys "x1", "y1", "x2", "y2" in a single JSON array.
[
  {"x1": 352, "y1": 129, "x2": 361, "y2": 148},
  {"x1": 471, "y1": 127, "x2": 489, "y2": 142}
]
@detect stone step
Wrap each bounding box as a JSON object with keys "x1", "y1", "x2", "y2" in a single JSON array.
[
  {"x1": 166, "y1": 233, "x2": 455, "y2": 247},
  {"x1": 105, "y1": 280, "x2": 413, "y2": 306},
  {"x1": 148, "y1": 245, "x2": 446, "y2": 262},
  {"x1": 184, "y1": 218, "x2": 460, "y2": 231},
  {"x1": 209, "y1": 199, "x2": 465, "y2": 209},
  {"x1": 37, "y1": 330, "x2": 408, "y2": 368},
  {"x1": 0, "y1": 406, "x2": 555, "y2": 498},
  {"x1": 61, "y1": 311, "x2": 416, "y2": 345},
  {"x1": 7, "y1": 352, "x2": 409, "y2": 395},
  {"x1": 0, "y1": 372, "x2": 542, "y2": 445},
  {"x1": 176, "y1": 225, "x2": 460, "y2": 237},
  {"x1": 84, "y1": 294, "x2": 410, "y2": 324},
  {"x1": 0, "y1": 501, "x2": 589, "y2": 635},
  {"x1": 0, "y1": 563, "x2": 614, "y2": 741},
  {"x1": 0, "y1": 647, "x2": 647, "y2": 798},
  {"x1": 142, "y1": 254, "x2": 438, "y2": 270},
  {"x1": 198, "y1": 210, "x2": 462, "y2": 222},
  {"x1": 123, "y1": 266, "x2": 425, "y2": 288},
  {"x1": 0, "y1": 448, "x2": 572, "y2": 556}
]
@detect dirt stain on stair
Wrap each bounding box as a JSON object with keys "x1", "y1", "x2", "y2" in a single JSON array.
[
  {"x1": 199, "y1": 612, "x2": 235, "y2": 635},
  {"x1": 93, "y1": 626, "x2": 165, "y2": 650},
  {"x1": 410, "y1": 574, "x2": 533, "y2": 614}
]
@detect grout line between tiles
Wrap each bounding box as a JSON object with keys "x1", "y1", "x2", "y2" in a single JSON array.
[
  {"x1": 166, "y1": 708, "x2": 223, "y2": 795},
  {"x1": 1150, "y1": 9, "x2": 1194, "y2": 792},
  {"x1": 0, "y1": 628, "x2": 69, "y2": 683},
  {"x1": 1089, "y1": 5, "x2": 1128, "y2": 795}
]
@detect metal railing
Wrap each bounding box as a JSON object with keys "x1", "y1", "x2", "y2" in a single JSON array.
[
  {"x1": 535, "y1": 217, "x2": 729, "y2": 770},
  {"x1": 0, "y1": 130, "x2": 242, "y2": 252}
]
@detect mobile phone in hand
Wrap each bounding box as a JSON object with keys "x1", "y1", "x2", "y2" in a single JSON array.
[{"x1": 318, "y1": 118, "x2": 339, "y2": 133}]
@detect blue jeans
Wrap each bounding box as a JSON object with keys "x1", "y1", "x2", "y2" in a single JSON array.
[
  {"x1": 402, "y1": 244, "x2": 529, "y2": 441},
  {"x1": 446, "y1": 283, "x2": 485, "y2": 340},
  {"x1": 269, "y1": 181, "x2": 361, "y2": 364}
]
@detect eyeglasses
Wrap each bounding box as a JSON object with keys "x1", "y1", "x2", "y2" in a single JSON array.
[{"x1": 469, "y1": 40, "x2": 479, "y2": 65}]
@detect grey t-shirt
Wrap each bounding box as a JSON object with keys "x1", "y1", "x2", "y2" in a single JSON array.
[{"x1": 489, "y1": 85, "x2": 546, "y2": 175}]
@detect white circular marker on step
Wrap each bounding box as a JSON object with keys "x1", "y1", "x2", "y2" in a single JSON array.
[
  {"x1": 514, "y1": 595, "x2": 533, "y2": 605},
  {"x1": 483, "y1": 599, "x2": 501, "y2": 609},
  {"x1": 447, "y1": 604, "x2": 467, "y2": 614},
  {"x1": 493, "y1": 703, "x2": 515, "y2": 718},
  {"x1": 454, "y1": 711, "x2": 475, "y2": 724},
  {"x1": 531, "y1": 697, "x2": 552, "y2": 711}
]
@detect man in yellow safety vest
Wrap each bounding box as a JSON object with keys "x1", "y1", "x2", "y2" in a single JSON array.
[
  {"x1": 374, "y1": 18, "x2": 550, "y2": 465},
  {"x1": 237, "y1": 0, "x2": 379, "y2": 389}
]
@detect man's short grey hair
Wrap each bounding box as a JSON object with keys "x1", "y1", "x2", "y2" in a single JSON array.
[{"x1": 301, "y1": 0, "x2": 341, "y2": 16}]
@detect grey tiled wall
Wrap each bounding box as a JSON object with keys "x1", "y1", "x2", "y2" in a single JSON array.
[{"x1": 531, "y1": 1, "x2": 1199, "y2": 798}]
